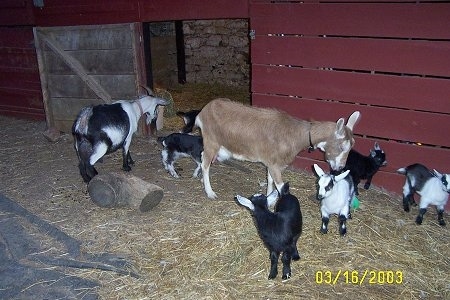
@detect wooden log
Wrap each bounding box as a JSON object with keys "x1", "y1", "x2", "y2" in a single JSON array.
[{"x1": 88, "y1": 172, "x2": 163, "y2": 212}]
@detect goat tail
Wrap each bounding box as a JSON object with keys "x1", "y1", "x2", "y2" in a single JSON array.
[
  {"x1": 73, "y1": 106, "x2": 93, "y2": 135},
  {"x1": 397, "y1": 167, "x2": 407, "y2": 175}
]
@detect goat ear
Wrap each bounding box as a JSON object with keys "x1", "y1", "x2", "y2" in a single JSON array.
[
  {"x1": 335, "y1": 118, "x2": 346, "y2": 138},
  {"x1": 313, "y1": 164, "x2": 325, "y2": 177},
  {"x1": 236, "y1": 195, "x2": 255, "y2": 211},
  {"x1": 266, "y1": 189, "x2": 279, "y2": 207},
  {"x1": 335, "y1": 169, "x2": 350, "y2": 181},
  {"x1": 346, "y1": 111, "x2": 361, "y2": 131}
]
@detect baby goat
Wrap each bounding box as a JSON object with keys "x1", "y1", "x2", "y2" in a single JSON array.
[
  {"x1": 397, "y1": 163, "x2": 450, "y2": 226},
  {"x1": 236, "y1": 183, "x2": 302, "y2": 280},
  {"x1": 72, "y1": 94, "x2": 168, "y2": 182},
  {"x1": 334, "y1": 142, "x2": 387, "y2": 195},
  {"x1": 314, "y1": 164, "x2": 355, "y2": 236},
  {"x1": 195, "y1": 98, "x2": 361, "y2": 198},
  {"x1": 157, "y1": 133, "x2": 203, "y2": 178}
]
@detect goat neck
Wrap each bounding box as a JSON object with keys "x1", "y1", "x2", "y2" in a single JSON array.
[{"x1": 135, "y1": 98, "x2": 144, "y2": 117}]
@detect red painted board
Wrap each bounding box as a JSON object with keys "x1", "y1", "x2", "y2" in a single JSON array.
[
  {"x1": 33, "y1": 0, "x2": 139, "y2": 26},
  {"x1": 250, "y1": 3, "x2": 450, "y2": 39},
  {"x1": 251, "y1": 36, "x2": 450, "y2": 78},
  {"x1": 251, "y1": 65, "x2": 450, "y2": 114},
  {"x1": 0, "y1": 0, "x2": 34, "y2": 26},
  {"x1": 139, "y1": 0, "x2": 249, "y2": 21}
]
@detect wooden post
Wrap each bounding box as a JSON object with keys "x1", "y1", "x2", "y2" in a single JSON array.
[{"x1": 88, "y1": 172, "x2": 164, "y2": 212}]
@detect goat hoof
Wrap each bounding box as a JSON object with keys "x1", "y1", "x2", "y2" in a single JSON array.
[
  {"x1": 438, "y1": 219, "x2": 446, "y2": 226},
  {"x1": 340, "y1": 229, "x2": 347, "y2": 236},
  {"x1": 364, "y1": 184, "x2": 370, "y2": 190},
  {"x1": 415, "y1": 217, "x2": 423, "y2": 225},
  {"x1": 122, "y1": 166, "x2": 132, "y2": 172},
  {"x1": 268, "y1": 272, "x2": 277, "y2": 280},
  {"x1": 282, "y1": 273, "x2": 291, "y2": 280},
  {"x1": 320, "y1": 228, "x2": 328, "y2": 234}
]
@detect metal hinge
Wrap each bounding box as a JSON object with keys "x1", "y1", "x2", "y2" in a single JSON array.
[{"x1": 249, "y1": 30, "x2": 256, "y2": 40}]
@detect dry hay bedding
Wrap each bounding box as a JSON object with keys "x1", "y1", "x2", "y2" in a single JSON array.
[{"x1": 0, "y1": 94, "x2": 449, "y2": 299}]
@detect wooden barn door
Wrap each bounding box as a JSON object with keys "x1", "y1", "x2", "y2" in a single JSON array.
[
  {"x1": 34, "y1": 23, "x2": 145, "y2": 133},
  {"x1": 249, "y1": 1, "x2": 450, "y2": 203}
]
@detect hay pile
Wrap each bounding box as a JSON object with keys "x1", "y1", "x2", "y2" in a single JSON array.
[{"x1": 0, "y1": 83, "x2": 448, "y2": 299}]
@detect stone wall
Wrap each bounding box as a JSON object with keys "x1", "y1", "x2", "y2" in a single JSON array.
[
  {"x1": 149, "y1": 19, "x2": 249, "y2": 88},
  {"x1": 183, "y1": 19, "x2": 249, "y2": 87}
]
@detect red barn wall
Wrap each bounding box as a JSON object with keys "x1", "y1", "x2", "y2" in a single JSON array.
[{"x1": 250, "y1": 1, "x2": 450, "y2": 208}]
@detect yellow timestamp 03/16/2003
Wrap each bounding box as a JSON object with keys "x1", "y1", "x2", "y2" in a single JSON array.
[{"x1": 315, "y1": 270, "x2": 403, "y2": 285}]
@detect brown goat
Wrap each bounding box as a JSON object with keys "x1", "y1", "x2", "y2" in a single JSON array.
[{"x1": 195, "y1": 98, "x2": 361, "y2": 199}]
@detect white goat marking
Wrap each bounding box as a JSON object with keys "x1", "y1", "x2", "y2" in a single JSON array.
[
  {"x1": 103, "y1": 126, "x2": 126, "y2": 147},
  {"x1": 89, "y1": 143, "x2": 108, "y2": 165}
]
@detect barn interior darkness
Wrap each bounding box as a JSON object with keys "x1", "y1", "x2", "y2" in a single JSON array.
[{"x1": 145, "y1": 19, "x2": 250, "y2": 90}]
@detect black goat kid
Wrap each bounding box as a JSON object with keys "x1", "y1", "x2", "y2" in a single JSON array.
[
  {"x1": 334, "y1": 142, "x2": 387, "y2": 195},
  {"x1": 236, "y1": 183, "x2": 302, "y2": 280}
]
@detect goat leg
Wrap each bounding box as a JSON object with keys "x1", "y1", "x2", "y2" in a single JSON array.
[
  {"x1": 437, "y1": 208, "x2": 446, "y2": 226},
  {"x1": 281, "y1": 251, "x2": 292, "y2": 280},
  {"x1": 320, "y1": 217, "x2": 329, "y2": 234},
  {"x1": 415, "y1": 208, "x2": 427, "y2": 225},
  {"x1": 363, "y1": 176, "x2": 372, "y2": 190},
  {"x1": 291, "y1": 235, "x2": 301, "y2": 261},
  {"x1": 268, "y1": 251, "x2": 279, "y2": 279},
  {"x1": 338, "y1": 214, "x2": 347, "y2": 236},
  {"x1": 122, "y1": 150, "x2": 132, "y2": 172}
]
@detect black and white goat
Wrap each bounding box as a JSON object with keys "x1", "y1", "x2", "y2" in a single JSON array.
[
  {"x1": 236, "y1": 183, "x2": 302, "y2": 280},
  {"x1": 72, "y1": 93, "x2": 168, "y2": 182},
  {"x1": 157, "y1": 133, "x2": 203, "y2": 178},
  {"x1": 176, "y1": 110, "x2": 201, "y2": 133},
  {"x1": 314, "y1": 164, "x2": 355, "y2": 236},
  {"x1": 397, "y1": 163, "x2": 450, "y2": 226},
  {"x1": 195, "y1": 98, "x2": 361, "y2": 198},
  {"x1": 334, "y1": 142, "x2": 387, "y2": 195}
]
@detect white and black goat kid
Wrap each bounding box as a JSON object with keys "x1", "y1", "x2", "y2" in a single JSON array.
[
  {"x1": 334, "y1": 142, "x2": 387, "y2": 195},
  {"x1": 236, "y1": 183, "x2": 302, "y2": 280},
  {"x1": 314, "y1": 164, "x2": 355, "y2": 236},
  {"x1": 397, "y1": 163, "x2": 450, "y2": 226},
  {"x1": 195, "y1": 98, "x2": 361, "y2": 198},
  {"x1": 157, "y1": 133, "x2": 203, "y2": 178},
  {"x1": 72, "y1": 92, "x2": 168, "y2": 182}
]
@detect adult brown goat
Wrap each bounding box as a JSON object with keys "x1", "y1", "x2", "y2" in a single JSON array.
[{"x1": 195, "y1": 98, "x2": 361, "y2": 199}]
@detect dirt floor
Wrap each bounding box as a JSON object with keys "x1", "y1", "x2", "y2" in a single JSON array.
[{"x1": 0, "y1": 83, "x2": 449, "y2": 299}]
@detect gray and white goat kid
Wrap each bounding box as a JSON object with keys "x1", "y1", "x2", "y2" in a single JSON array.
[
  {"x1": 236, "y1": 183, "x2": 302, "y2": 280},
  {"x1": 157, "y1": 133, "x2": 203, "y2": 178},
  {"x1": 398, "y1": 163, "x2": 450, "y2": 226},
  {"x1": 72, "y1": 90, "x2": 168, "y2": 182},
  {"x1": 195, "y1": 98, "x2": 361, "y2": 198},
  {"x1": 314, "y1": 164, "x2": 355, "y2": 236}
]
